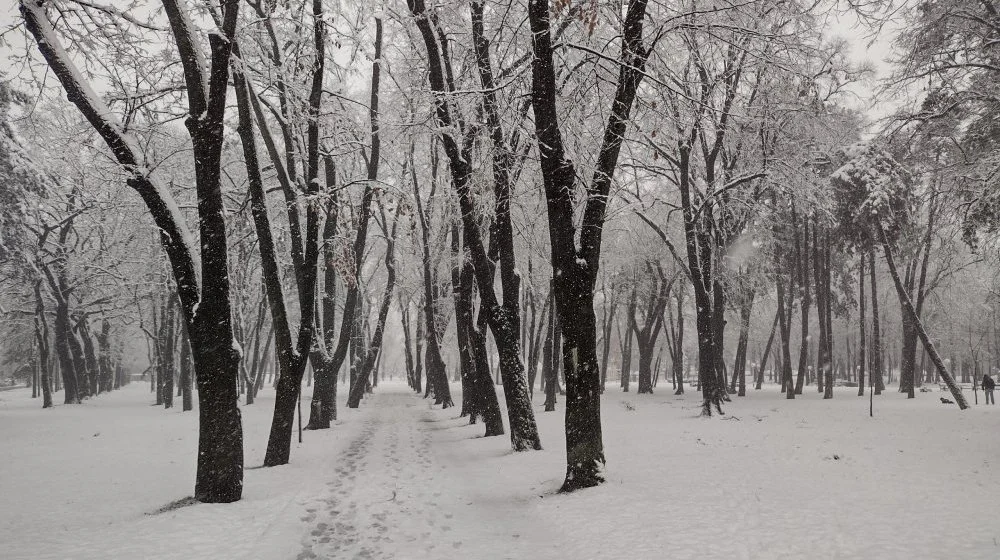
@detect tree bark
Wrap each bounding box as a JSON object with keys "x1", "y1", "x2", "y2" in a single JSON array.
[
  {"x1": 33, "y1": 282, "x2": 53, "y2": 408},
  {"x1": 526, "y1": 0, "x2": 651, "y2": 489},
  {"x1": 795, "y1": 214, "x2": 810, "y2": 394},
  {"x1": 870, "y1": 251, "x2": 884, "y2": 394}
]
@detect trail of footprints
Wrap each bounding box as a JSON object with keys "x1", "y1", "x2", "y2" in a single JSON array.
[{"x1": 297, "y1": 394, "x2": 462, "y2": 559}]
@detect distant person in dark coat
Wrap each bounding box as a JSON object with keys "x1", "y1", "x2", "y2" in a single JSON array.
[{"x1": 983, "y1": 374, "x2": 995, "y2": 405}]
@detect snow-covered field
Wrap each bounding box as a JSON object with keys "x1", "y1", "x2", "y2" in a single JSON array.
[{"x1": 2, "y1": 380, "x2": 998, "y2": 559}]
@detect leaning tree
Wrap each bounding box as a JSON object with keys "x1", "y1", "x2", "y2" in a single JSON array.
[{"x1": 830, "y1": 143, "x2": 968, "y2": 409}]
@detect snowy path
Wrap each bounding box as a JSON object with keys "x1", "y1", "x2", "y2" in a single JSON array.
[{"x1": 295, "y1": 390, "x2": 547, "y2": 560}]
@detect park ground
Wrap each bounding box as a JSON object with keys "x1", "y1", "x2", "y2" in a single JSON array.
[{"x1": 2, "y1": 378, "x2": 999, "y2": 559}]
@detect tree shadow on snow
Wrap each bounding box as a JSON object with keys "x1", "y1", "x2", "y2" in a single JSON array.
[{"x1": 146, "y1": 496, "x2": 199, "y2": 515}]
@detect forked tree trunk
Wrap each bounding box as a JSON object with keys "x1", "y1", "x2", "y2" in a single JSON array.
[
  {"x1": 533, "y1": 0, "x2": 652, "y2": 489},
  {"x1": 668, "y1": 288, "x2": 686, "y2": 394},
  {"x1": 461, "y1": 264, "x2": 504, "y2": 436},
  {"x1": 306, "y1": 158, "x2": 341, "y2": 428},
  {"x1": 755, "y1": 311, "x2": 778, "y2": 390},
  {"x1": 409, "y1": 0, "x2": 538, "y2": 449}
]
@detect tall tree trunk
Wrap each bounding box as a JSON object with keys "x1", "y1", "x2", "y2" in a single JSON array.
[
  {"x1": 413, "y1": 146, "x2": 452, "y2": 407},
  {"x1": 823, "y1": 231, "x2": 834, "y2": 399},
  {"x1": 161, "y1": 296, "x2": 176, "y2": 409},
  {"x1": 599, "y1": 282, "x2": 617, "y2": 395},
  {"x1": 401, "y1": 300, "x2": 416, "y2": 391},
  {"x1": 858, "y1": 253, "x2": 867, "y2": 396},
  {"x1": 33, "y1": 282, "x2": 53, "y2": 408},
  {"x1": 306, "y1": 157, "x2": 341, "y2": 428},
  {"x1": 409, "y1": 0, "x2": 538, "y2": 448},
  {"x1": 545, "y1": 298, "x2": 560, "y2": 412},
  {"x1": 465, "y1": 268, "x2": 505, "y2": 436},
  {"x1": 670, "y1": 288, "x2": 686, "y2": 394},
  {"x1": 777, "y1": 246, "x2": 795, "y2": 400},
  {"x1": 97, "y1": 319, "x2": 114, "y2": 394},
  {"x1": 870, "y1": 251, "x2": 884, "y2": 394},
  {"x1": 527, "y1": 0, "x2": 651, "y2": 489},
  {"x1": 414, "y1": 301, "x2": 424, "y2": 394},
  {"x1": 24, "y1": 0, "x2": 246, "y2": 501},
  {"x1": 756, "y1": 309, "x2": 779, "y2": 391},
  {"x1": 622, "y1": 286, "x2": 636, "y2": 392},
  {"x1": 795, "y1": 215, "x2": 810, "y2": 394},
  {"x1": 180, "y1": 324, "x2": 193, "y2": 412},
  {"x1": 734, "y1": 291, "x2": 754, "y2": 397},
  {"x1": 76, "y1": 317, "x2": 100, "y2": 398}
]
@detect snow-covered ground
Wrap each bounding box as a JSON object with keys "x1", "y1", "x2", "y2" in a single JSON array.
[{"x1": 2, "y1": 380, "x2": 998, "y2": 559}]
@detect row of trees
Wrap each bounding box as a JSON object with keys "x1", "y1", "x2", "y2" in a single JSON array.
[{"x1": 3, "y1": 0, "x2": 999, "y2": 502}]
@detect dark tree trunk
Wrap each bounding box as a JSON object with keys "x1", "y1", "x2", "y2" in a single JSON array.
[
  {"x1": 97, "y1": 319, "x2": 114, "y2": 394},
  {"x1": 544, "y1": 298, "x2": 560, "y2": 412},
  {"x1": 712, "y1": 281, "x2": 730, "y2": 397},
  {"x1": 756, "y1": 310, "x2": 779, "y2": 391},
  {"x1": 401, "y1": 300, "x2": 416, "y2": 391},
  {"x1": 776, "y1": 246, "x2": 795, "y2": 400},
  {"x1": 527, "y1": 0, "x2": 651, "y2": 489},
  {"x1": 24, "y1": 0, "x2": 247, "y2": 501},
  {"x1": 234, "y1": 69, "x2": 312, "y2": 467},
  {"x1": 180, "y1": 326, "x2": 193, "y2": 412},
  {"x1": 33, "y1": 282, "x2": 53, "y2": 408},
  {"x1": 599, "y1": 280, "x2": 617, "y2": 395},
  {"x1": 453, "y1": 223, "x2": 476, "y2": 418},
  {"x1": 668, "y1": 287, "x2": 686, "y2": 394},
  {"x1": 899, "y1": 199, "x2": 934, "y2": 398},
  {"x1": 631, "y1": 265, "x2": 671, "y2": 395},
  {"x1": 161, "y1": 297, "x2": 176, "y2": 409},
  {"x1": 458, "y1": 260, "x2": 504, "y2": 436},
  {"x1": 76, "y1": 317, "x2": 101, "y2": 398},
  {"x1": 414, "y1": 302, "x2": 424, "y2": 394},
  {"x1": 526, "y1": 286, "x2": 549, "y2": 397},
  {"x1": 67, "y1": 317, "x2": 91, "y2": 400},
  {"x1": 306, "y1": 157, "x2": 341, "y2": 428},
  {"x1": 621, "y1": 287, "x2": 636, "y2": 393},
  {"x1": 795, "y1": 214, "x2": 810, "y2": 394},
  {"x1": 823, "y1": 231, "x2": 834, "y2": 399},
  {"x1": 734, "y1": 291, "x2": 754, "y2": 397},
  {"x1": 858, "y1": 253, "x2": 867, "y2": 397},
  {"x1": 870, "y1": 251, "x2": 884, "y2": 394},
  {"x1": 412, "y1": 146, "x2": 452, "y2": 407}
]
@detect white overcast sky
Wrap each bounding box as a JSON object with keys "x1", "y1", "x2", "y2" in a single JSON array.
[{"x1": 0, "y1": 0, "x2": 906, "y2": 122}]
